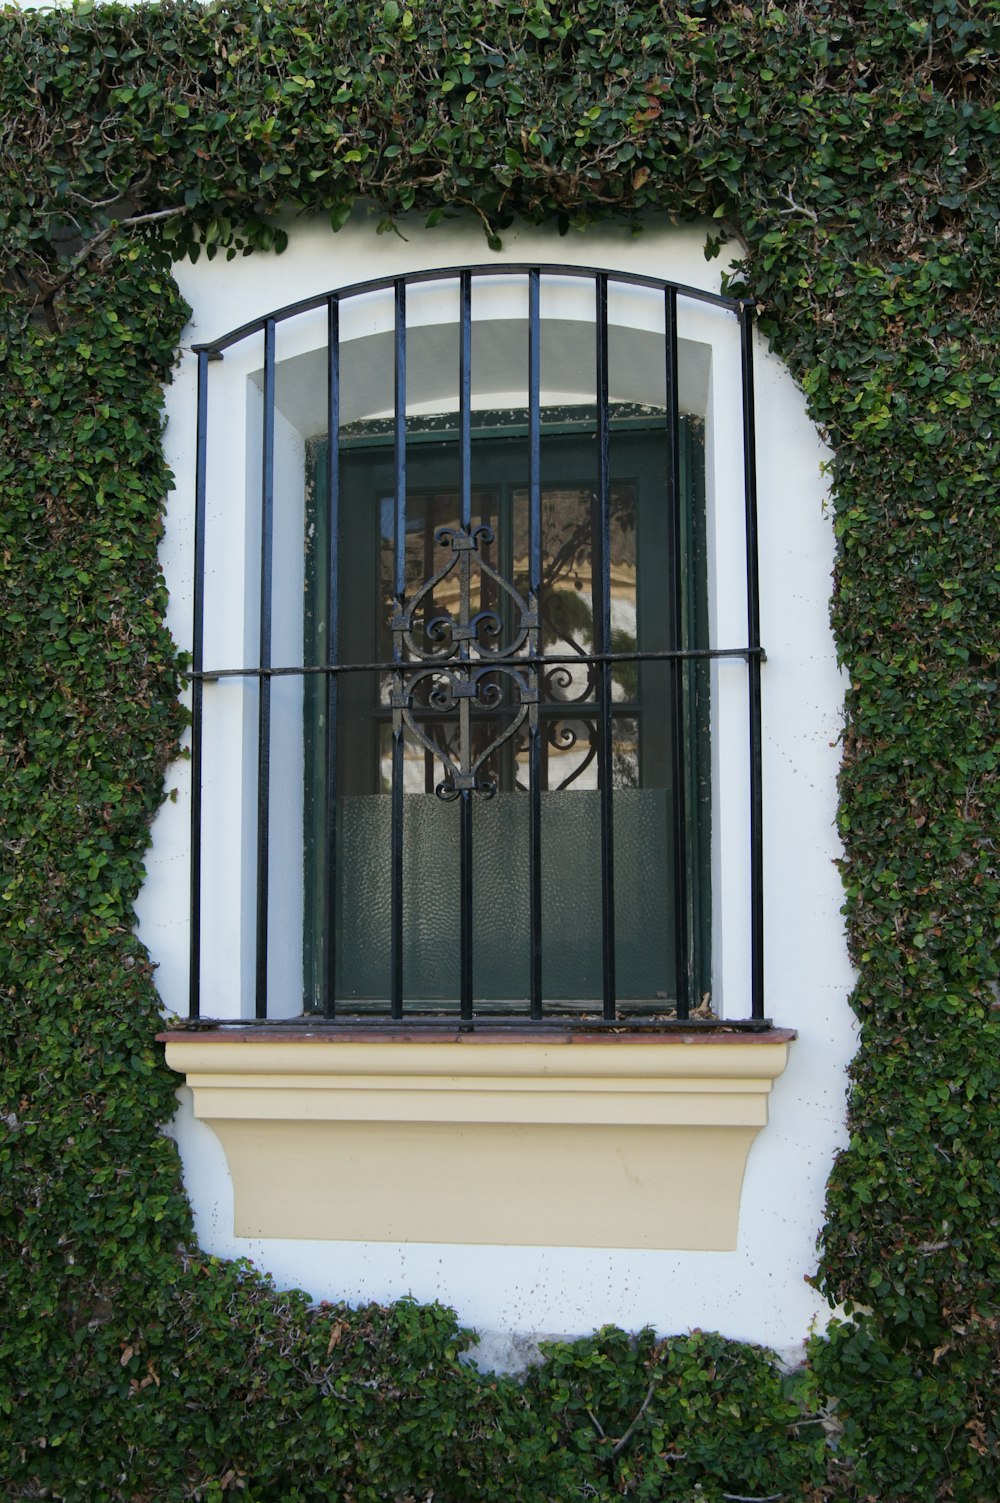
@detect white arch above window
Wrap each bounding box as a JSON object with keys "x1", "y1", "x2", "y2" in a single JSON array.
[{"x1": 255, "y1": 282, "x2": 713, "y2": 437}]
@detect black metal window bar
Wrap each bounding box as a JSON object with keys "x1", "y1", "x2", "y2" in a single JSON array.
[{"x1": 188, "y1": 265, "x2": 766, "y2": 1030}]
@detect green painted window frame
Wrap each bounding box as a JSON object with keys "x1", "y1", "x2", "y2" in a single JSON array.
[{"x1": 302, "y1": 407, "x2": 709, "y2": 1015}]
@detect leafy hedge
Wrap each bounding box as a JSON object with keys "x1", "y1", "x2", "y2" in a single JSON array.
[{"x1": 1, "y1": 1, "x2": 998, "y2": 1498}]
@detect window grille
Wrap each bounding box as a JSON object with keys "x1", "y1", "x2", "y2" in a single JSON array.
[{"x1": 188, "y1": 265, "x2": 765, "y2": 1029}]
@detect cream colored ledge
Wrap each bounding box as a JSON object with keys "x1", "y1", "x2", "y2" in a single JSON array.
[{"x1": 162, "y1": 1030, "x2": 794, "y2": 1251}]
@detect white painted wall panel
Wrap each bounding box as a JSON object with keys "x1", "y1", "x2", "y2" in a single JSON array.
[{"x1": 138, "y1": 214, "x2": 856, "y2": 1365}]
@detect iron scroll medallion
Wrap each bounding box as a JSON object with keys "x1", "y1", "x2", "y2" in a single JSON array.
[{"x1": 391, "y1": 524, "x2": 539, "y2": 800}]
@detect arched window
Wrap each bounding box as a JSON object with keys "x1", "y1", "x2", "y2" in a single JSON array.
[{"x1": 188, "y1": 265, "x2": 763, "y2": 1027}]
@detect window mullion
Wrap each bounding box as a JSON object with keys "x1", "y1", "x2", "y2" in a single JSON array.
[
  {"x1": 255, "y1": 318, "x2": 276, "y2": 1021},
  {"x1": 740, "y1": 302, "x2": 765, "y2": 1021},
  {"x1": 323, "y1": 297, "x2": 340, "y2": 1020},
  {"x1": 458, "y1": 271, "x2": 474, "y2": 1020},
  {"x1": 390, "y1": 282, "x2": 406, "y2": 1019},
  {"x1": 528, "y1": 269, "x2": 543, "y2": 1018},
  {"x1": 595, "y1": 274, "x2": 616, "y2": 1021},
  {"x1": 189, "y1": 347, "x2": 210, "y2": 1021},
  {"x1": 664, "y1": 287, "x2": 690, "y2": 1021}
]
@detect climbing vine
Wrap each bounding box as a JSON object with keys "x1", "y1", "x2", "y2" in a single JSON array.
[{"x1": 1, "y1": 1, "x2": 998, "y2": 1498}]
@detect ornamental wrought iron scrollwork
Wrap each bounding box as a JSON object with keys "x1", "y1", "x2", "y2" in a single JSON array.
[
  {"x1": 392, "y1": 524, "x2": 538, "y2": 800},
  {"x1": 548, "y1": 718, "x2": 598, "y2": 790},
  {"x1": 542, "y1": 661, "x2": 597, "y2": 706}
]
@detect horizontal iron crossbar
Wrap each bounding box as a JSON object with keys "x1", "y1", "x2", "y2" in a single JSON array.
[{"x1": 191, "y1": 646, "x2": 765, "y2": 682}]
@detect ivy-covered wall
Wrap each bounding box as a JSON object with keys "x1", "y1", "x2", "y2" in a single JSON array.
[{"x1": 1, "y1": 2, "x2": 997, "y2": 1499}]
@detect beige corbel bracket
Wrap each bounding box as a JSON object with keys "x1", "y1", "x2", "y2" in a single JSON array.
[{"x1": 161, "y1": 1029, "x2": 794, "y2": 1250}]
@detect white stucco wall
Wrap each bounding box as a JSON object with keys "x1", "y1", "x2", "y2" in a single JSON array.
[{"x1": 136, "y1": 212, "x2": 856, "y2": 1367}]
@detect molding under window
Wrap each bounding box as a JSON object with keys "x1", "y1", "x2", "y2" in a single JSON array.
[{"x1": 161, "y1": 1030, "x2": 794, "y2": 1250}]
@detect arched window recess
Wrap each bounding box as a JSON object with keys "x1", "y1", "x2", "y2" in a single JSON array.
[{"x1": 187, "y1": 265, "x2": 765, "y2": 1031}]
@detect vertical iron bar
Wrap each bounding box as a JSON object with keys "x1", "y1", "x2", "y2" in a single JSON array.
[
  {"x1": 422, "y1": 508, "x2": 436, "y2": 794},
  {"x1": 460, "y1": 787, "x2": 473, "y2": 1019},
  {"x1": 528, "y1": 270, "x2": 543, "y2": 1019},
  {"x1": 664, "y1": 289, "x2": 690, "y2": 1021},
  {"x1": 595, "y1": 275, "x2": 616, "y2": 1020},
  {"x1": 459, "y1": 271, "x2": 472, "y2": 532},
  {"x1": 459, "y1": 271, "x2": 474, "y2": 1019},
  {"x1": 390, "y1": 281, "x2": 406, "y2": 1019},
  {"x1": 740, "y1": 302, "x2": 764, "y2": 1020},
  {"x1": 323, "y1": 298, "x2": 340, "y2": 1019},
  {"x1": 391, "y1": 729, "x2": 404, "y2": 1019},
  {"x1": 255, "y1": 320, "x2": 276, "y2": 1019},
  {"x1": 188, "y1": 348, "x2": 209, "y2": 1020}
]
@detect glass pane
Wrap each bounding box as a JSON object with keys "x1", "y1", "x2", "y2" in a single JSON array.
[
  {"x1": 377, "y1": 483, "x2": 506, "y2": 660},
  {"x1": 512, "y1": 480, "x2": 637, "y2": 700},
  {"x1": 336, "y1": 790, "x2": 462, "y2": 1001}
]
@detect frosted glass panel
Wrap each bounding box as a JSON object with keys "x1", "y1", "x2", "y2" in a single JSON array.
[{"x1": 337, "y1": 789, "x2": 672, "y2": 1003}]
